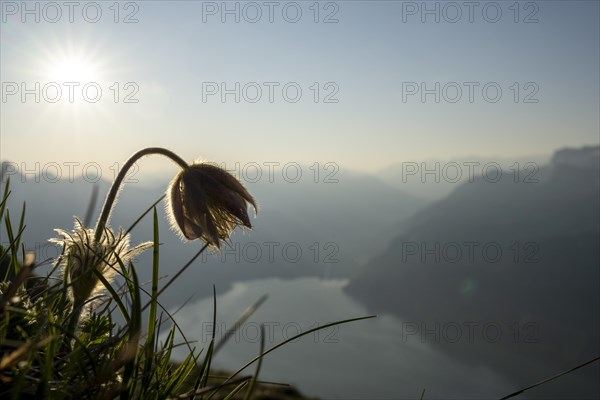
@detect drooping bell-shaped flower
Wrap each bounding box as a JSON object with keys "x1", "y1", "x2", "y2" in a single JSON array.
[{"x1": 166, "y1": 163, "x2": 257, "y2": 248}]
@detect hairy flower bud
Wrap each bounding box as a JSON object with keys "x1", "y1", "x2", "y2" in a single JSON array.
[
  {"x1": 50, "y1": 218, "x2": 152, "y2": 309},
  {"x1": 166, "y1": 163, "x2": 257, "y2": 248}
]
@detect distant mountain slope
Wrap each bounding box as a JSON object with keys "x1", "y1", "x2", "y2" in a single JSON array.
[
  {"x1": 378, "y1": 153, "x2": 551, "y2": 201},
  {"x1": 345, "y1": 145, "x2": 600, "y2": 398}
]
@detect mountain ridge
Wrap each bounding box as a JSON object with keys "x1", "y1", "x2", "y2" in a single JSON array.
[{"x1": 345, "y1": 145, "x2": 600, "y2": 398}]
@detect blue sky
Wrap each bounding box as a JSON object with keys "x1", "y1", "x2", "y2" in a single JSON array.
[{"x1": 1, "y1": 1, "x2": 598, "y2": 176}]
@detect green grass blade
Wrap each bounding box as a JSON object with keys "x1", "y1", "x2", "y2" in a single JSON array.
[
  {"x1": 214, "y1": 294, "x2": 268, "y2": 355},
  {"x1": 94, "y1": 268, "x2": 130, "y2": 323},
  {"x1": 243, "y1": 324, "x2": 265, "y2": 400},
  {"x1": 139, "y1": 244, "x2": 208, "y2": 315},
  {"x1": 116, "y1": 277, "x2": 197, "y2": 358},
  {"x1": 4, "y1": 210, "x2": 22, "y2": 276},
  {"x1": 142, "y1": 206, "x2": 160, "y2": 389},
  {"x1": 498, "y1": 355, "x2": 600, "y2": 400},
  {"x1": 121, "y1": 261, "x2": 142, "y2": 400},
  {"x1": 200, "y1": 286, "x2": 217, "y2": 389},
  {"x1": 161, "y1": 348, "x2": 197, "y2": 398},
  {"x1": 226, "y1": 315, "x2": 377, "y2": 384},
  {"x1": 153, "y1": 244, "x2": 208, "y2": 303},
  {"x1": 17, "y1": 202, "x2": 26, "y2": 243},
  {"x1": 0, "y1": 176, "x2": 10, "y2": 222},
  {"x1": 222, "y1": 381, "x2": 248, "y2": 400},
  {"x1": 125, "y1": 195, "x2": 165, "y2": 235}
]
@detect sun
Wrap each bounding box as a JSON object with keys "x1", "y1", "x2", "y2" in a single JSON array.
[{"x1": 47, "y1": 58, "x2": 98, "y2": 83}]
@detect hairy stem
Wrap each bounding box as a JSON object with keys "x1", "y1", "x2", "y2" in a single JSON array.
[
  {"x1": 66, "y1": 303, "x2": 83, "y2": 345},
  {"x1": 94, "y1": 147, "x2": 188, "y2": 243}
]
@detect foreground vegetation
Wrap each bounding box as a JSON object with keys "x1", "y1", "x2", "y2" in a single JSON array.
[{"x1": 0, "y1": 148, "x2": 373, "y2": 399}]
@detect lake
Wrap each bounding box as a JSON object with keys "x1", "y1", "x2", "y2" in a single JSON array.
[{"x1": 165, "y1": 277, "x2": 517, "y2": 399}]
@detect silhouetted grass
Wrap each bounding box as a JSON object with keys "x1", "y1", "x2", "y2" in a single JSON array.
[{"x1": 0, "y1": 177, "x2": 375, "y2": 399}]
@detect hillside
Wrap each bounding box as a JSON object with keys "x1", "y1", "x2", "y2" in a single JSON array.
[{"x1": 345, "y1": 145, "x2": 600, "y2": 398}]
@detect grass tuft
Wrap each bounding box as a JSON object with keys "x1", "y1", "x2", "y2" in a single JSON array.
[{"x1": 0, "y1": 178, "x2": 373, "y2": 399}]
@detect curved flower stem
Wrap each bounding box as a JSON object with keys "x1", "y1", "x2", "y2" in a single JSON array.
[
  {"x1": 94, "y1": 147, "x2": 189, "y2": 243},
  {"x1": 64, "y1": 303, "x2": 84, "y2": 349}
]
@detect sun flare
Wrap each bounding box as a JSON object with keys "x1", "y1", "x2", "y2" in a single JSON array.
[{"x1": 48, "y1": 58, "x2": 98, "y2": 83}]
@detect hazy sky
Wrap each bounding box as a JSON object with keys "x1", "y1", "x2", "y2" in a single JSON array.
[{"x1": 1, "y1": 0, "x2": 599, "y2": 177}]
